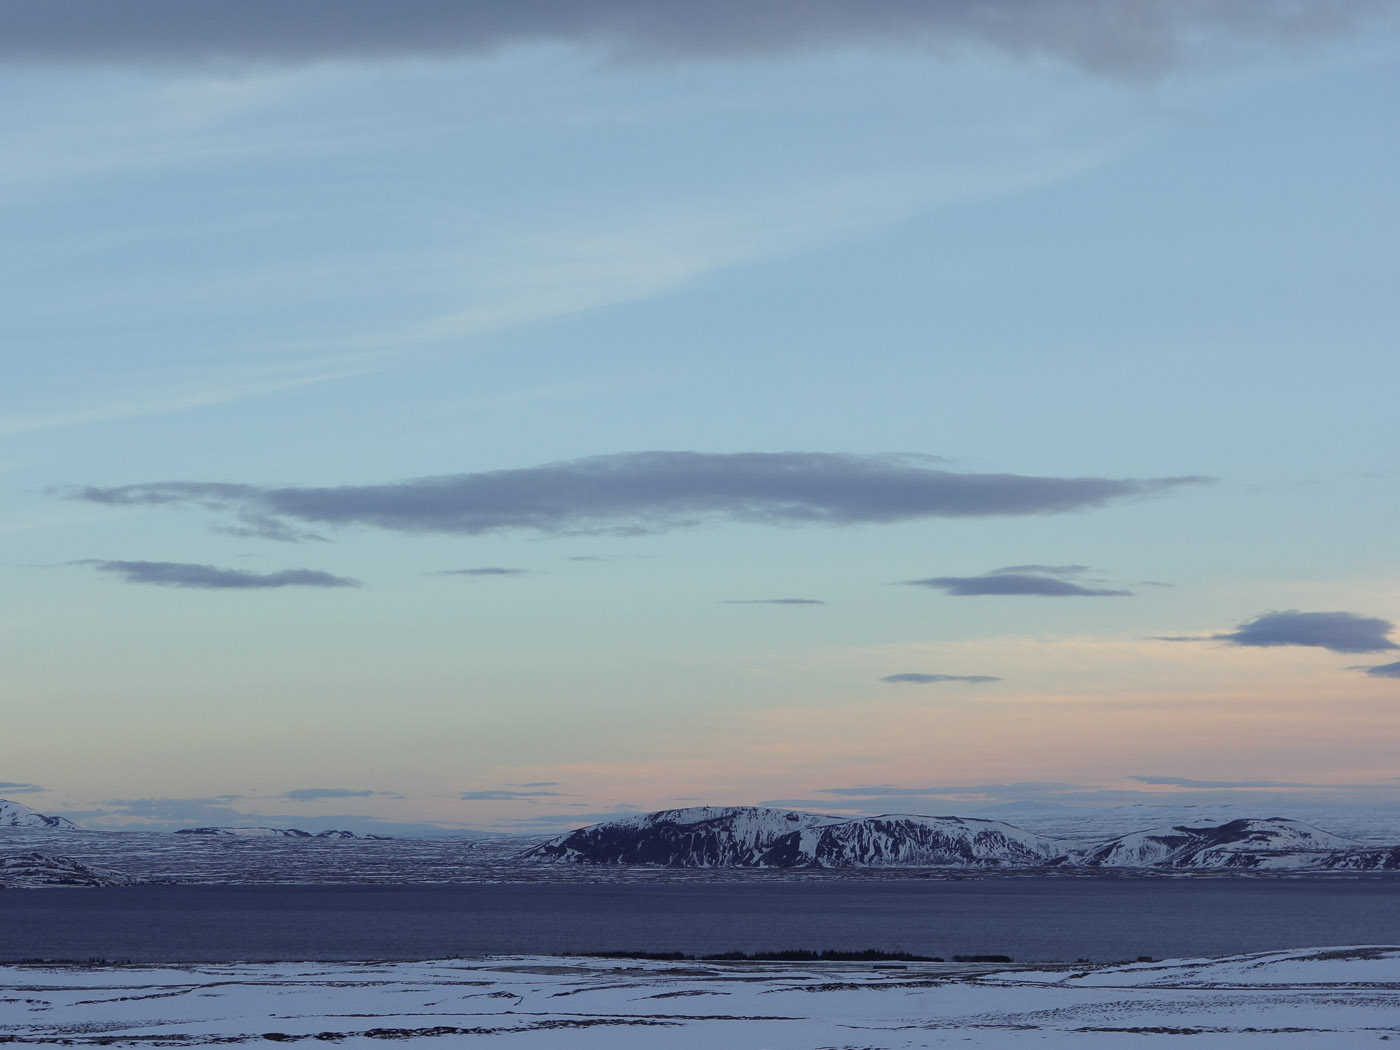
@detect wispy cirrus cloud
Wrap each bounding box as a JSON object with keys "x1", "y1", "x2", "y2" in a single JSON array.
[
  {"x1": 904, "y1": 564, "x2": 1132, "y2": 597},
  {"x1": 881, "y1": 673, "x2": 1001, "y2": 684},
  {"x1": 70, "y1": 452, "x2": 1205, "y2": 540},
  {"x1": 0, "y1": 781, "x2": 45, "y2": 795},
  {"x1": 459, "y1": 789, "x2": 567, "y2": 802},
  {"x1": 1161, "y1": 610, "x2": 1399, "y2": 655},
  {"x1": 279, "y1": 788, "x2": 397, "y2": 802},
  {"x1": 721, "y1": 598, "x2": 825, "y2": 606},
  {"x1": 435, "y1": 567, "x2": 530, "y2": 577},
  {"x1": 79, "y1": 559, "x2": 360, "y2": 589},
  {"x1": 1, "y1": 0, "x2": 1388, "y2": 80}
]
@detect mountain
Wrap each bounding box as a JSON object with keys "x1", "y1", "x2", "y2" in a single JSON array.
[
  {"x1": 0, "y1": 798, "x2": 79, "y2": 830},
  {"x1": 174, "y1": 826, "x2": 376, "y2": 839},
  {"x1": 521, "y1": 807, "x2": 1396, "y2": 871},
  {"x1": 1077, "y1": 818, "x2": 1364, "y2": 870},
  {"x1": 0, "y1": 852, "x2": 138, "y2": 888},
  {"x1": 521, "y1": 807, "x2": 838, "y2": 866},
  {"x1": 521, "y1": 806, "x2": 1069, "y2": 868}
]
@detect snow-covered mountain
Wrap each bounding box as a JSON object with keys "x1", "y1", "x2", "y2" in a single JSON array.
[
  {"x1": 521, "y1": 807, "x2": 1397, "y2": 871},
  {"x1": 521, "y1": 807, "x2": 839, "y2": 866},
  {"x1": 174, "y1": 826, "x2": 374, "y2": 839},
  {"x1": 522, "y1": 807, "x2": 1069, "y2": 868},
  {"x1": 0, "y1": 852, "x2": 137, "y2": 887},
  {"x1": 1077, "y1": 818, "x2": 1363, "y2": 870},
  {"x1": 0, "y1": 798, "x2": 78, "y2": 830}
]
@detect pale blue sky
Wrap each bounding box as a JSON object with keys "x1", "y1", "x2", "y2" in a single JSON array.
[{"x1": 2, "y1": 2, "x2": 1398, "y2": 833}]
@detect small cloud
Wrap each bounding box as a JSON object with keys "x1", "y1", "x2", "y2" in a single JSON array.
[
  {"x1": 79, "y1": 559, "x2": 360, "y2": 589},
  {"x1": 0, "y1": 781, "x2": 44, "y2": 794},
  {"x1": 881, "y1": 673, "x2": 1001, "y2": 684},
  {"x1": 720, "y1": 597, "x2": 825, "y2": 605},
  {"x1": 435, "y1": 567, "x2": 529, "y2": 577},
  {"x1": 279, "y1": 788, "x2": 381, "y2": 802},
  {"x1": 1213, "y1": 610, "x2": 1398, "y2": 654},
  {"x1": 518, "y1": 781, "x2": 560, "y2": 788},
  {"x1": 904, "y1": 565, "x2": 1130, "y2": 597},
  {"x1": 459, "y1": 789, "x2": 566, "y2": 801},
  {"x1": 1357, "y1": 660, "x2": 1400, "y2": 679}
]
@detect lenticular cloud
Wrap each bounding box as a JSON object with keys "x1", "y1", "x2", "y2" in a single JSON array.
[{"x1": 73, "y1": 451, "x2": 1205, "y2": 540}]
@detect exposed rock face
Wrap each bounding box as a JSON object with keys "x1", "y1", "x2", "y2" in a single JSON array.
[
  {"x1": 0, "y1": 799, "x2": 79, "y2": 830},
  {"x1": 521, "y1": 807, "x2": 1398, "y2": 871},
  {"x1": 0, "y1": 852, "x2": 138, "y2": 888}
]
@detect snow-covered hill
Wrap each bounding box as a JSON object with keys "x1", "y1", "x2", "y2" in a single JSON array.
[
  {"x1": 0, "y1": 851, "x2": 137, "y2": 887},
  {"x1": 522, "y1": 807, "x2": 1070, "y2": 868},
  {"x1": 521, "y1": 807, "x2": 1398, "y2": 871},
  {"x1": 1077, "y1": 818, "x2": 1364, "y2": 870},
  {"x1": 0, "y1": 798, "x2": 78, "y2": 830}
]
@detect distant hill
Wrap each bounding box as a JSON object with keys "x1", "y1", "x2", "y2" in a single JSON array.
[
  {"x1": 0, "y1": 798, "x2": 79, "y2": 830},
  {"x1": 174, "y1": 826, "x2": 385, "y2": 839},
  {"x1": 520, "y1": 806, "x2": 1400, "y2": 872}
]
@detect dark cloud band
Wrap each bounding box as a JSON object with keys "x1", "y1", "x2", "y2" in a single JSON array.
[
  {"x1": 0, "y1": 0, "x2": 1387, "y2": 79},
  {"x1": 72, "y1": 451, "x2": 1205, "y2": 539},
  {"x1": 82, "y1": 559, "x2": 360, "y2": 589}
]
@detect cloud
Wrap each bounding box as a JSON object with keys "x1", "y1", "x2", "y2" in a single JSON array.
[
  {"x1": 818, "y1": 781, "x2": 1090, "y2": 798},
  {"x1": 881, "y1": 673, "x2": 1001, "y2": 684},
  {"x1": 904, "y1": 564, "x2": 1131, "y2": 596},
  {"x1": 1211, "y1": 610, "x2": 1399, "y2": 654},
  {"x1": 459, "y1": 789, "x2": 567, "y2": 801},
  {"x1": 80, "y1": 559, "x2": 361, "y2": 589},
  {"x1": 0, "y1": 1, "x2": 1387, "y2": 79},
  {"x1": 279, "y1": 788, "x2": 381, "y2": 801},
  {"x1": 721, "y1": 598, "x2": 825, "y2": 605},
  {"x1": 435, "y1": 567, "x2": 529, "y2": 577},
  {"x1": 0, "y1": 781, "x2": 45, "y2": 794},
  {"x1": 71, "y1": 452, "x2": 1205, "y2": 540},
  {"x1": 518, "y1": 781, "x2": 560, "y2": 788},
  {"x1": 1359, "y1": 660, "x2": 1400, "y2": 678},
  {"x1": 1130, "y1": 775, "x2": 1332, "y2": 789}
]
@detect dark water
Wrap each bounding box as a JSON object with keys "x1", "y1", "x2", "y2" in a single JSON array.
[{"x1": 2, "y1": 879, "x2": 1397, "y2": 964}]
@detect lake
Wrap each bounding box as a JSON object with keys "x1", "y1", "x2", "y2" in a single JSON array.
[{"x1": 2, "y1": 877, "x2": 1398, "y2": 964}]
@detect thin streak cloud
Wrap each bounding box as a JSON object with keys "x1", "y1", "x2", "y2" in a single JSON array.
[
  {"x1": 71, "y1": 451, "x2": 1206, "y2": 539},
  {"x1": 881, "y1": 673, "x2": 1001, "y2": 684},
  {"x1": 80, "y1": 560, "x2": 360, "y2": 590}
]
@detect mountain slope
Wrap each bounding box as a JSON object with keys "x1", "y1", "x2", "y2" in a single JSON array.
[
  {"x1": 0, "y1": 798, "x2": 79, "y2": 830},
  {"x1": 0, "y1": 852, "x2": 138, "y2": 888}
]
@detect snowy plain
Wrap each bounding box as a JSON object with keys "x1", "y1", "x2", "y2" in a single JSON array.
[{"x1": 2, "y1": 946, "x2": 1398, "y2": 1048}]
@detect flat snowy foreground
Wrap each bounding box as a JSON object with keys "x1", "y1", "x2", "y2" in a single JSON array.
[{"x1": 2, "y1": 946, "x2": 1398, "y2": 1048}]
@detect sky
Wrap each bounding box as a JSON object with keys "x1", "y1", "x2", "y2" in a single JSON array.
[{"x1": 2, "y1": 1, "x2": 1399, "y2": 836}]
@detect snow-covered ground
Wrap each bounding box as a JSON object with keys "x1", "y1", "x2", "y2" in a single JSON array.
[{"x1": 2, "y1": 946, "x2": 1396, "y2": 1048}]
